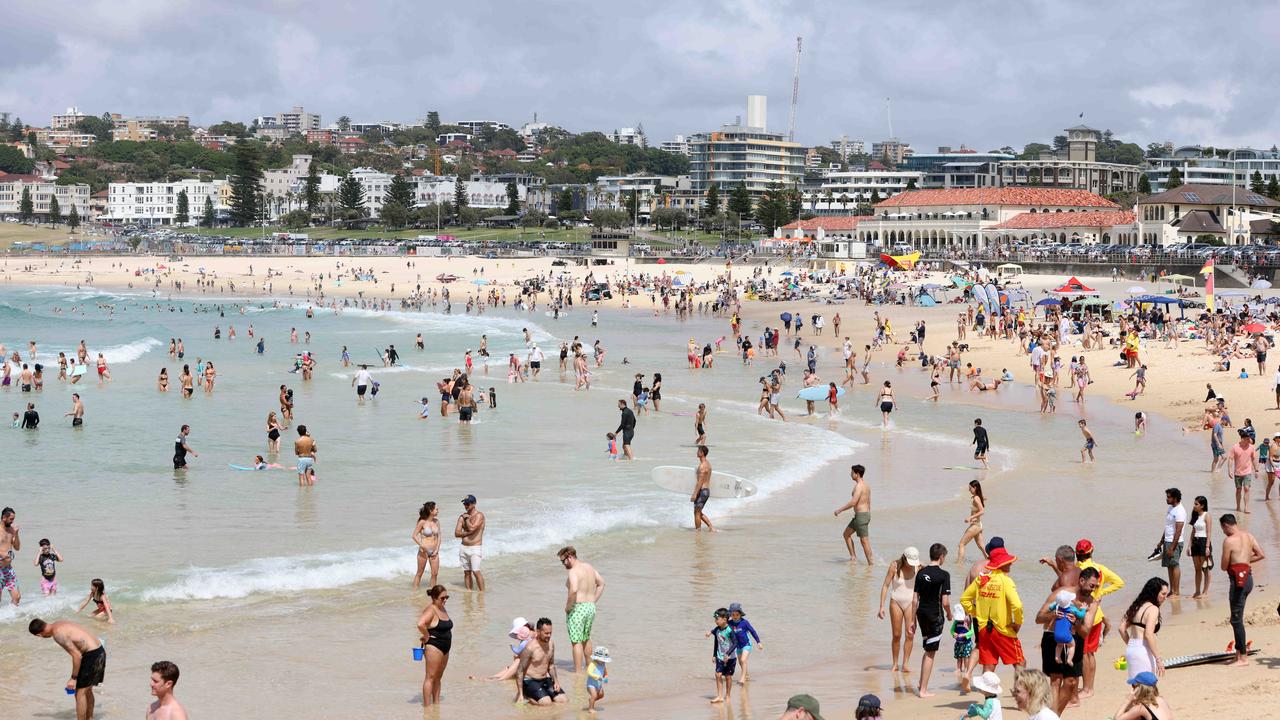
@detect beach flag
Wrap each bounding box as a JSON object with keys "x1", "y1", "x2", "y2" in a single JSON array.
[{"x1": 1200, "y1": 258, "x2": 1214, "y2": 311}]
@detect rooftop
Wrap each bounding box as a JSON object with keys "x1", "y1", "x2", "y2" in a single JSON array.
[
  {"x1": 875, "y1": 188, "x2": 1118, "y2": 209},
  {"x1": 988, "y1": 210, "x2": 1136, "y2": 230},
  {"x1": 780, "y1": 216, "x2": 864, "y2": 231},
  {"x1": 1139, "y1": 183, "x2": 1280, "y2": 207}
]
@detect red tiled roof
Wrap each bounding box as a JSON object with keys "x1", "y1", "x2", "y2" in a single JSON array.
[
  {"x1": 988, "y1": 210, "x2": 1136, "y2": 230},
  {"x1": 0, "y1": 174, "x2": 44, "y2": 183},
  {"x1": 337, "y1": 136, "x2": 366, "y2": 144},
  {"x1": 867, "y1": 160, "x2": 890, "y2": 171},
  {"x1": 780, "y1": 216, "x2": 864, "y2": 231},
  {"x1": 875, "y1": 188, "x2": 1118, "y2": 209}
]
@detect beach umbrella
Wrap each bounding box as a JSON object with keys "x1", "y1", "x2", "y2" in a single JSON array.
[
  {"x1": 779, "y1": 271, "x2": 794, "y2": 276},
  {"x1": 1243, "y1": 323, "x2": 1267, "y2": 334},
  {"x1": 1035, "y1": 298, "x2": 1061, "y2": 306},
  {"x1": 1219, "y1": 290, "x2": 1249, "y2": 297},
  {"x1": 1252, "y1": 279, "x2": 1272, "y2": 290},
  {"x1": 471, "y1": 279, "x2": 489, "y2": 285},
  {"x1": 1126, "y1": 286, "x2": 1147, "y2": 294},
  {"x1": 780, "y1": 312, "x2": 793, "y2": 322},
  {"x1": 657, "y1": 258, "x2": 666, "y2": 264}
]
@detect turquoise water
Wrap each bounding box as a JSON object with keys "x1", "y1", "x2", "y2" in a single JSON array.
[{"x1": 0, "y1": 285, "x2": 1268, "y2": 718}]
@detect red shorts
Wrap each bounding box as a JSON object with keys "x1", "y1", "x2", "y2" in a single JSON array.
[
  {"x1": 1084, "y1": 621, "x2": 1103, "y2": 654},
  {"x1": 977, "y1": 626, "x2": 1025, "y2": 666}
]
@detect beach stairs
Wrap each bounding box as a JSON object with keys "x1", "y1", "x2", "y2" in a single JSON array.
[{"x1": 1213, "y1": 263, "x2": 1255, "y2": 289}]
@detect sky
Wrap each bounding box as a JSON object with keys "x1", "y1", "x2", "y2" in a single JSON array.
[{"x1": 3, "y1": 0, "x2": 1279, "y2": 153}]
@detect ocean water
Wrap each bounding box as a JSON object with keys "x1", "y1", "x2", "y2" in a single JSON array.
[{"x1": 0, "y1": 285, "x2": 1267, "y2": 718}]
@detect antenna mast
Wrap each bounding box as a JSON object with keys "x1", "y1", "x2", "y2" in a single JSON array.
[
  {"x1": 788, "y1": 36, "x2": 802, "y2": 142},
  {"x1": 886, "y1": 97, "x2": 894, "y2": 139}
]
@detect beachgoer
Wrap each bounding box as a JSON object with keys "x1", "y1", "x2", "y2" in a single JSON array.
[
  {"x1": 29, "y1": 618, "x2": 106, "y2": 720},
  {"x1": 1, "y1": 507, "x2": 20, "y2": 605},
  {"x1": 728, "y1": 602, "x2": 762, "y2": 684},
  {"x1": 707, "y1": 608, "x2": 737, "y2": 704},
  {"x1": 416, "y1": 585, "x2": 453, "y2": 706},
  {"x1": 834, "y1": 464, "x2": 873, "y2": 565},
  {"x1": 1187, "y1": 497, "x2": 1213, "y2": 598},
  {"x1": 586, "y1": 646, "x2": 611, "y2": 713},
  {"x1": 877, "y1": 546, "x2": 921, "y2": 671},
  {"x1": 615, "y1": 399, "x2": 636, "y2": 460},
  {"x1": 913, "y1": 543, "x2": 952, "y2": 697},
  {"x1": 1219, "y1": 513, "x2": 1265, "y2": 666},
  {"x1": 1078, "y1": 419, "x2": 1096, "y2": 463},
  {"x1": 1158, "y1": 488, "x2": 1186, "y2": 596},
  {"x1": 173, "y1": 425, "x2": 197, "y2": 469},
  {"x1": 517, "y1": 618, "x2": 567, "y2": 705},
  {"x1": 960, "y1": 545, "x2": 1025, "y2": 672},
  {"x1": 352, "y1": 364, "x2": 372, "y2": 403},
  {"x1": 1118, "y1": 577, "x2": 1168, "y2": 680},
  {"x1": 1112, "y1": 672, "x2": 1173, "y2": 720},
  {"x1": 558, "y1": 545, "x2": 605, "y2": 672},
  {"x1": 1227, "y1": 430, "x2": 1258, "y2": 513},
  {"x1": 294, "y1": 425, "x2": 316, "y2": 486},
  {"x1": 1011, "y1": 668, "x2": 1059, "y2": 720},
  {"x1": 692, "y1": 445, "x2": 716, "y2": 532},
  {"x1": 876, "y1": 381, "x2": 896, "y2": 426},
  {"x1": 455, "y1": 494, "x2": 486, "y2": 591},
  {"x1": 957, "y1": 480, "x2": 987, "y2": 563},
  {"x1": 76, "y1": 578, "x2": 115, "y2": 624},
  {"x1": 146, "y1": 660, "x2": 187, "y2": 720},
  {"x1": 972, "y1": 418, "x2": 989, "y2": 469},
  {"x1": 413, "y1": 502, "x2": 441, "y2": 589}
]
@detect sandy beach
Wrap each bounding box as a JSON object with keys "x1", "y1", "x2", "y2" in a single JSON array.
[{"x1": 0, "y1": 253, "x2": 1276, "y2": 719}]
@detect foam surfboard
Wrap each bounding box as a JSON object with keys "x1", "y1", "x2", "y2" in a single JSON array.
[
  {"x1": 1163, "y1": 647, "x2": 1258, "y2": 669},
  {"x1": 651, "y1": 465, "x2": 756, "y2": 499},
  {"x1": 228, "y1": 464, "x2": 258, "y2": 471},
  {"x1": 71, "y1": 365, "x2": 87, "y2": 377},
  {"x1": 796, "y1": 386, "x2": 844, "y2": 401}
]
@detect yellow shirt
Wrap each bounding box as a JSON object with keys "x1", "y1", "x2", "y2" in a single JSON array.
[
  {"x1": 960, "y1": 569, "x2": 1023, "y2": 638},
  {"x1": 1078, "y1": 558, "x2": 1125, "y2": 623}
]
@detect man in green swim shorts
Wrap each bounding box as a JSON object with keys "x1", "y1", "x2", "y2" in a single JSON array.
[
  {"x1": 834, "y1": 464, "x2": 874, "y2": 565},
  {"x1": 559, "y1": 545, "x2": 606, "y2": 672}
]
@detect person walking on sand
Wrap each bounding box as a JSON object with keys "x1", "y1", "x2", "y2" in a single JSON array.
[
  {"x1": 912, "y1": 543, "x2": 952, "y2": 697},
  {"x1": 28, "y1": 618, "x2": 106, "y2": 720},
  {"x1": 692, "y1": 445, "x2": 716, "y2": 532},
  {"x1": 558, "y1": 546, "x2": 606, "y2": 673},
  {"x1": 960, "y1": 545, "x2": 1025, "y2": 672},
  {"x1": 1227, "y1": 429, "x2": 1258, "y2": 514},
  {"x1": 834, "y1": 464, "x2": 873, "y2": 565},
  {"x1": 1219, "y1": 514, "x2": 1265, "y2": 666},
  {"x1": 956, "y1": 480, "x2": 987, "y2": 564},
  {"x1": 146, "y1": 660, "x2": 187, "y2": 720},
  {"x1": 456, "y1": 494, "x2": 486, "y2": 591},
  {"x1": 413, "y1": 502, "x2": 442, "y2": 589},
  {"x1": 878, "y1": 547, "x2": 921, "y2": 672}
]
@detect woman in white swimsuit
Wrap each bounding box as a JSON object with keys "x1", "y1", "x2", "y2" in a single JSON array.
[
  {"x1": 877, "y1": 546, "x2": 922, "y2": 671},
  {"x1": 1118, "y1": 578, "x2": 1168, "y2": 681},
  {"x1": 413, "y1": 502, "x2": 442, "y2": 589}
]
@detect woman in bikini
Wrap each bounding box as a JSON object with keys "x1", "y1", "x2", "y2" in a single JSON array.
[
  {"x1": 413, "y1": 502, "x2": 442, "y2": 589},
  {"x1": 1118, "y1": 577, "x2": 1168, "y2": 681},
  {"x1": 876, "y1": 381, "x2": 896, "y2": 426},
  {"x1": 877, "y1": 547, "x2": 922, "y2": 671},
  {"x1": 1112, "y1": 673, "x2": 1173, "y2": 720},
  {"x1": 157, "y1": 368, "x2": 169, "y2": 392},
  {"x1": 956, "y1": 480, "x2": 987, "y2": 564}
]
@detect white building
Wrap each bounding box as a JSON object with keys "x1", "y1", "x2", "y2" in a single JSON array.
[
  {"x1": 454, "y1": 120, "x2": 510, "y2": 134},
  {"x1": 0, "y1": 174, "x2": 91, "y2": 220},
  {"x1": 413, "y1": 176, "x2": 527, "y2": 210},
  {"x1": 829, "y1": 137, "x2": 865, "y2": 158},
  {"x1": 51, "y1": 107, "x2": 87, "y2": 130},
  {"x1": 871, "y1": 138, "x2": 912, "y2": 165},
  {"x1": 592, "y1": 174, "x2": 689, "y2": 218},
  {"x1": 346, "y1": 168, "x2": 395, "y2": 216},
  {"x1": 263, "y1": 155, "x2": 314, "y2": 208},
  {"x1": 104, "y1": 179, "x2": 229, "y2": 226},
  {"x1": 1144, "y1": 147, "x2": 1280, "y2": 193},
  {"x1": 810, "y1": 170, "x2": 923, "y2": 214},
  {"x1": 256, "y1": 106, "x2": 322, "y2": 133},
  {"x1": 660, "y1": 135, "x2": 691, "y2": 156},
  {"x1": 608, "y1": 127, "x2": 647, "y2": 148}
]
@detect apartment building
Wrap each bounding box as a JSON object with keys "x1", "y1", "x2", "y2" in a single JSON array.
[
  {"x1": 257, "y1": 106, "x2": 322, "y2": 133},
  {"x1": 1144, "y1": 147, "x2": 1280, "y2": 193},
  {"x1": 688, "y1": 95, "x2": 806, "y2": 202},
  {"x1": 0, "y1": 174, "x2": 92, "y2": 219},
  {"x1": 104, "y1": 179, "x2": 229, "y2": 226},
  {"x1": 607, "y1": 127, "x2": 647, "y2": 147},
  {"x1": 592, "y1": 174, "x2": 690, "y2": 218},
  {"x1": 660, "y1": 135, "x2": 691, "y2": 156},
  {"x1": 50, "y1": 107, "x2": 87, "y2": 130},
  {"x1": 262, "y1": 155, "x2": 314, "y2": 211},
  {"x1": 810, "y1": 170, "x2": 923, "y2": 214},
  {"x1": 870, "y1": 138, "x2": 913, "y2": 165},
  {"x1": 454, "y1": 120, "x2": 510, "y2": 134},
  {"x1": 112, "y1": 120, "x2": 159, "y2": 143}
]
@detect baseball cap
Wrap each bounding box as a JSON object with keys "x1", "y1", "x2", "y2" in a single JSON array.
[
  {"x1": 985, "y1": 536, "x2": 1005, "y2": 554},
  {"x1": 1129, "y1": 671, "x2": 1158, "y2": 687},
  {"x1": 461, "y1": 494, "x2": 477, "y2": 505},
  {"x1": 1075, "y1": 539, "x2": 1094, "y2": 555},
  {"x1": 856, "y1": 694, "x2": 880, "y2": 714},
  {"x1": 787, "y1": 694, "x2": 824, "y2": 720}
]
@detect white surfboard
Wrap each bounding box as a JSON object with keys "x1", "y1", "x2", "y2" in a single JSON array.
[{"x1": 651, "y1": 465, "x2": 757, "y2": 499}]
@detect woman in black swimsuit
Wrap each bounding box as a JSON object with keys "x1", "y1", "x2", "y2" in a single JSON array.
[
  {"x1": 650, "y1": 373, "x2": 663, "y2": 412},
  {"x1": 266, "y1": 412, "x2": 283, "y2": 453},
  {"x1": 416, "y1": 584, "x2": 453, "y2": 706}
]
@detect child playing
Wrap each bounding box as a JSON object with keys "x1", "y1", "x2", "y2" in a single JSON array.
[
  {"x1": 1051, "y1": 589, "x2": 1084, "y2": 666},
  {"x1": 1134, "y1": 411, "x2": 1147, "y2": 435},
  {"x1": 706, "y1": 608, "x2": 737, "y2": 704},
  {"x1": 727, "y1": 602, "x2": 762, "y2": 684},
  {"x1": 77, "y1": 578, "x2": 115, "y2": 624},
  {"x1": 10, "y1": 412, "x2": 18, "y2": 428},
  {"x1": 585, "y1": 646, "x2": 611, "y2": 713},
  {"x1": 606, "y1": 432, "x2": 619, "y2": 461},
  {"x1": 637, "y1": 387, "x2": 650, "y2": 414},
  {"x1": 951, "y1": 603, "x2": 974, "y2": 692},
  {"x1": 420, "y1": 397, "x2": 431, "y2": 420},
  {"x1": 1078, "y1": 419, "x2": 1096, "y2": 463},
  {"x1": 1046, "y1": 385, "x2": 1057, "y2": 414},
  {"x1": 965, "y1": 671, "x2": 1003, "y2": 719},
  {"x1": 488, "y1": 387, "x2": 497, "y2": 408},
  {"x1": 35, "y1": 539, "x2": 62, "y2": 596}
]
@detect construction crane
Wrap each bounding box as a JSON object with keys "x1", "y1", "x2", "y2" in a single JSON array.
[{"x1": 788, "y1": 36, "x2": 802, "y2": 142}]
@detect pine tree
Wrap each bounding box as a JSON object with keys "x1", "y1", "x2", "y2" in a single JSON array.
[
  {"x1": 305, "y1": 162, "x2": 320, "y2": 212},
  {"x1": 202, "y1": 196, "x2": 215, "y2": 227},
  {"x1": 1165, "y1": 167, "x2": 1184, "y2": 190},
  {"x1": 557, "y1": 188, "x2": 574, "y2": 215},
  {"x1": 175, "y1": 189, "x2": 190, "y2": 225},
  {"x1": 338, "y1": 173, "x2": 366, "y2": 213},
  {"x1": 48, "y1": 196, "x2": 61, "y2": 225},
  {"x1": 787, "y1": 187, "x2": 801, "y2": 221},
  {"x1": 229, "y1": 142, "x2": 263, "y2": 226},
  {"x1": 1137, "y1": 174, "x2": 1152, "y2": 195},
  {"x1": 453, "y1": 176, "x2": 468, "y2": 213},
  {"x1": 704, "y1": 184, "x2": 721, "y2": 215},
  {"x1": 1267, "y1": 176, "x2": 1280, "y2": 199},
  {"x1": 385, "y1": 172, "x2": 415, "y2": 209},
  {"x1": 905, "y1": 178, "x2": 918, "y2": 190},
  {"x1": 426, "y1": 111, "x2": 441, "y2": 133},
  {"x1": 18, "y1": 187, "x2": 33, "y2": 222},
  {"x1": 869, "y1": 188, "x2": 882, "y2": 206},
  {"x1": 505, "y1": 181, "x2": 520, "y2": 214},
  {"x1": 67, "y1": 205, "x2": 80, "y2": 231},
  {"x1": 1250, "y1": 170, "x2": 1266, "y2": 194},
  {"x1": 727, "y1": 182, "x2": 752, "y2": 221}
]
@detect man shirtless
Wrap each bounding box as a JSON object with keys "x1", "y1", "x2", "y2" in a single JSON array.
[
  {"x1": 29, "y1": 618, "x2": 106, "y2": 720},
  {"x1": 294, "y1": 425, "x2": 317, "y2": 486},
  {"x1": 1, "y1": 507, "x2": 20, "y2": 605},
  {"x1": 692, "y1": 445, "x2": 715, "y2": 532},
  {"x1": 1219, "y1": 514, "x2": 1265, "y2": 666},
  {"x1": 146, "y1": 661, "x2": 188, "y2": 720},
  {"x1": 516, "y1": 618, "x2": 567, "y2": 705},
  {"x1": 833, "y1": 465, "x2": 873, "y2": 564},
  {"x1": 456, "y1": 495, "x2": 486, "y2": 590},
  {"x1": 559, "y1": 546, "x2": 606, "y2": 672},
  {"x1": 694, "y1": 403, "x2": 708, "y2": 445}
]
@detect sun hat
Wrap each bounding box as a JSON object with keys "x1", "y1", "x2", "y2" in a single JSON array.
[
  {"x1": 1055, "y1": 589, "x2": 1076, "y2": 607},
  {"x1": 786, "y1": 694, "x2": 824, "y2": 720},
  {"x1": 1075, "y1": 538, "x2": 1094, "y2": 556},
  {"x1": 952, "y1": 603, "x2": 967, "y2": 621},
  {"x1": 508, "y1": 617, "x2": 529, "y2": 638},
  {"x1": 1129, "y1": 671, "x2": 1158, "y2": 687},
  {"x1": 986, "y1": 546, "x2": 1017, "y2": 570},
  {"x1": 973, "y1": 671, "x2": 1002, "y2": 696},
  {"x1": 590, "y1": 646, "x2": 612, "y2": 663},
  {"x1": 728, "y1": 602, "x2": 745, "y2": 615},
  {"x1": 902, "y1": 546, "x2": 922, "y2": 567}
]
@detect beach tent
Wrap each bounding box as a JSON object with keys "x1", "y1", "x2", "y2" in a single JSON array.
[
  {"x1": 1163, "y1": 273, "x2": 1195, "y2": 286},
  {"x1": 1252, "y1": 279, "x2": 1272, "y2": 290},
  {"x1": 880, "y1": 250, "x2": 920, "y2": 270},
  {"x1": 1051, "y1": 277, "x2": 1096, "y2": 294},
  {"x1": 917, "y1": 294, "x2": 938, "y2": 307},
  {"x1": 996, "y1": 263, "x2": 1023, "y2": 280},
  {"x1": 1036, "y1": 298, "x2": 1061, "y2": 306}
]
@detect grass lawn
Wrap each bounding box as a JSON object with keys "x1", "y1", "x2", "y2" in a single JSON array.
[
  {"x1": 0, "y1": 223, "x2": 80, "y2": 250},
  {"x1": 175, "y1": 225, "x2": 599, "y2": 243}
]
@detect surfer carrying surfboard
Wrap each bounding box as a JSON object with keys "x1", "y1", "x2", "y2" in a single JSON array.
[{"x1": 692, "y1": 446, "x2": 715, "y2": 533}]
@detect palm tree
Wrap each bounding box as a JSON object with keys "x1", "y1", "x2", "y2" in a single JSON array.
[{"x1": 839, "y1": 193, "x2": 850, "y2": 213}]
